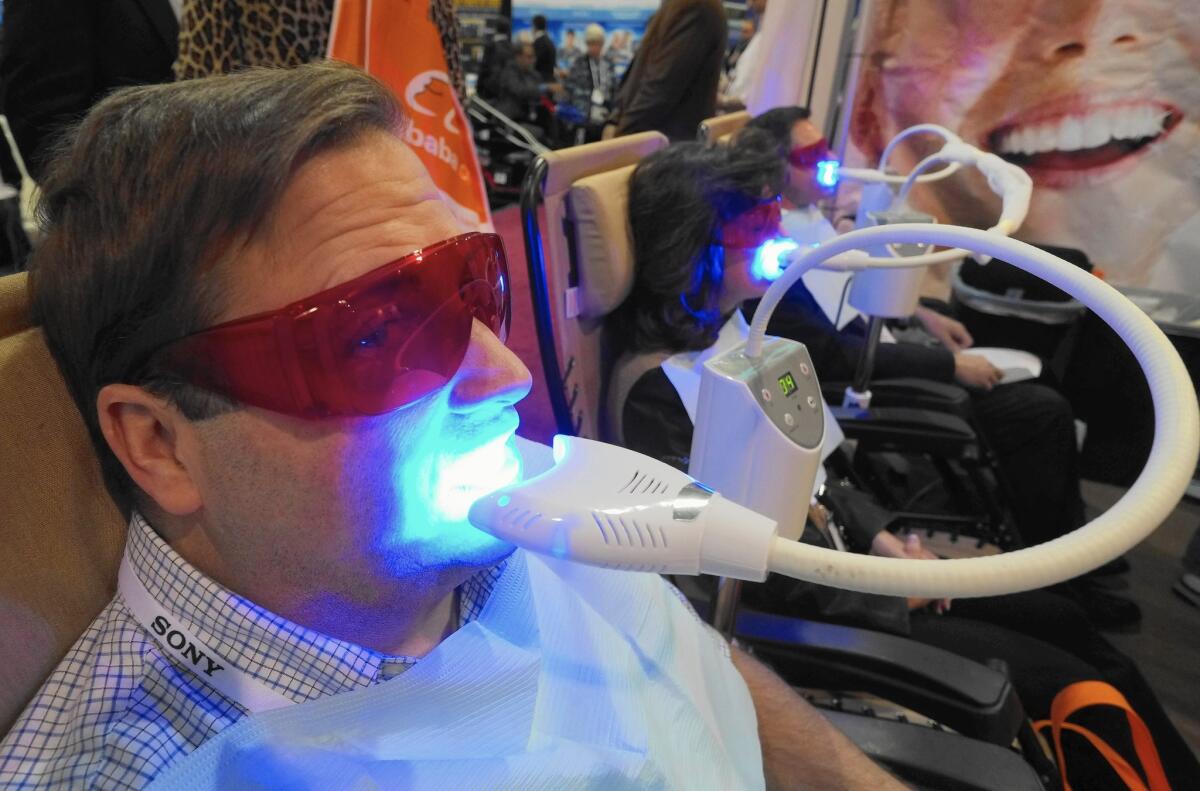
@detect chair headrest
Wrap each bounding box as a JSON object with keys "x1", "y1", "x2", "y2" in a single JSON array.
[
  {"x1": 0, "y1": 271, "x2": 127, "y2": 733},
  {"x1": 698, "y1": 110, "x2": 751, "y2": 144},
  {"x1": 0, "y1": 269, "x2": 33, "y2": 336},
  {"x1": 568, "y1": 164, "x2": 636, "y2": 319}
]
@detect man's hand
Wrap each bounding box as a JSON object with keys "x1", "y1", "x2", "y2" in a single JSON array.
[
  {"x1": 915, "y1": 306, "x2": 973, "y2": 352},
  {"x1": 731, "y1": 646, "x2": 908, "y2": 789},
  {"x1": 954, "y1": 352, "x2": 1003, "y2": 390},
  {"x1": 869, "y1": 532, "x2": 950, "y2": 612}
]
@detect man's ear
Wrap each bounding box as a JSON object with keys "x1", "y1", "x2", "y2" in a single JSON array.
[{"x1": 96, "y1": 384, "x2": 203, "y2": 516}]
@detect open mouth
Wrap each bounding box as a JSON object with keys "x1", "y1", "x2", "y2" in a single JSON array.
[{"x1": 987, "y1": 101, "x2": 1182, "y2": 186}]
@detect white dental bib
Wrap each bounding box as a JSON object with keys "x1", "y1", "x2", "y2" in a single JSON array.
[
  {"x1": 148, "y1": 550, "x2": 764, "y2": 789},
  {"x1": 661, "y1": 310, "x2": 844, "y2": 500}
]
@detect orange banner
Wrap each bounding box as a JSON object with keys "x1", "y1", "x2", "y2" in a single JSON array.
[{"x1": 330, "y1": 0, "x2": 492, "y2": 231}]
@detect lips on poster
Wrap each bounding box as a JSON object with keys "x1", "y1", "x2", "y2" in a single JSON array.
[{"x1": 847, "y1": 0, "x2": 1200, "y2": 292}]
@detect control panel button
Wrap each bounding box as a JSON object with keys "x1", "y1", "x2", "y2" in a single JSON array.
[
  {"x1": 800, "y1": 363, "x2": 811, "y2": 376},
  {"x1": 761, "y1": 388, "x2": 772, "y2": 402},
  {"x1": 784, "y1": 412, "x2": 795, "y2": 427},
  {"x1": 806, "y1": 396, "x2": 818, "y2": 409}
]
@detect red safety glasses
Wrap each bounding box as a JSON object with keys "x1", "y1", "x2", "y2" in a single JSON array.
[
  {"x1": 720, "y1": 197, "x2": 783, "y2": 250},
  {"x1": 788, "y1": 138, "x2": 833, "y2": 169},
  {"x1": 151, "y1": 232, "x2": 510, "y2": 419}
]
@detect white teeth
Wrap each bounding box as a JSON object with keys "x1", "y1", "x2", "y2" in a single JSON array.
[
  {"x1": 1059, "y1": 117, "x2": 1084, "y2": 151},
  {"x1": 1036, "y1": 125, "x2": 1057, "y2": 151},
  {"x1": 997, "y1": 105, "x2": 1171, "y2": 155},
  {"x1": 1081, "y1": 115, "x2": 1109, "y2": 148}
]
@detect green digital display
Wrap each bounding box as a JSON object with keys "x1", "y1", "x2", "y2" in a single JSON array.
[{"x1": 778, "y1": 371, "x2": 798, "y2": 398}]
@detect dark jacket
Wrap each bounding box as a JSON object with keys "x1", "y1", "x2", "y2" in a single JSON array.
[
  {"x1": 493, "y1": 61, "x2": 543, "y2": 122},
  {"x1": 478, "y1": 37, "x2": 514, "y2": 100},
  {"x1": 612, "y1": 0, "x2": 725, "y2": 142},
  {"x1": 532, "y1": 31, "x2": 556, "y2": 82},
  {"x1": 0, "y1": 0, "x2": 178, "y2": 181},
  {"x1": 564, "y1": 55, "x2": 615, "y2": 125}
]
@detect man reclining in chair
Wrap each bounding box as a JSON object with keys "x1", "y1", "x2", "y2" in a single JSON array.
[{"x1": 0, "y1": 63, "x2": 902, "y2": 790}]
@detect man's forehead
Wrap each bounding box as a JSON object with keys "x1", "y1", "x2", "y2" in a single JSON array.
[
  {"x1": 222, "y1": 132, "x2": 461, "y2": 318},
  {"x1": 791, "y1": 120, "x2": 824, "y2": 146}
]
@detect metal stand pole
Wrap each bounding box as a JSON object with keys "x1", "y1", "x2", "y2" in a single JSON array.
[
  {"x1": 711, "y1": 577, "x2": 744, "y2": 639},
  {"x1": 844, "y1": 314, "x2": 884, "y2": 408}
]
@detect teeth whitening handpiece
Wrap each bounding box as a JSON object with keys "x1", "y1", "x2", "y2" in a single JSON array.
[{"x1": 469, "y1": 435, "x2": 778, "y2": 581}]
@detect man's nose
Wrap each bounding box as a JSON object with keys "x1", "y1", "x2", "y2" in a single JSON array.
[{"x1": 447, "y1": 319, "x2": 533, "y2": 412}]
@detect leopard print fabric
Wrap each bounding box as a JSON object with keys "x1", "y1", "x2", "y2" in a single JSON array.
[
  {"x1": 174, "y1": 0, "x2": 334, "y2": 79},
  {"x1": 173, "y1": 0, "x2": 466, "y2": 104}
]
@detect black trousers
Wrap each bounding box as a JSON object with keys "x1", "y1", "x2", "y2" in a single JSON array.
[
  {"x1": 971, "y1": 381, "x2": 1087, "y2": 546},
  {"x1": 911, "y1": 591, "x2": 1200, "y2": 788}
]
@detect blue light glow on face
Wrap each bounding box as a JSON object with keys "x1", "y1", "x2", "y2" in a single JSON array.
[
  {"x1": 816, "y1": 160, "x2": 840, "y2": 189},
  {"x1": 431, "y1": 432, "x2": 523, "y2": 524},
  {"x1": 752, "y1": 237, "x2": 800, "y2": 282},
  {"x1": 380, "y1": 400, "x2": 525, "y2": 570}
]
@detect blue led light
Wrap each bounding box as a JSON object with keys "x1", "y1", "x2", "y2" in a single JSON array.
[
  {"x1": 497, "y1": 495, "x2": 511, "y2": 507},
  {"x1": 752, "y1": 237, "x2": 800, "y2": 282},
  {"x1": 816, "y1": 159, "x2": 840, "y2": 188}
]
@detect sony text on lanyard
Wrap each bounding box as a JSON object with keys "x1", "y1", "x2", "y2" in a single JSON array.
[{"x1": 118, "y1": 554, "x2": 296, "y2": 714}]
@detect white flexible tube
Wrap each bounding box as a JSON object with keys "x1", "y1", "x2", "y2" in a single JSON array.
[
  {"x1": 815, "y1": 142, "x2": 1029, "y2": 271},
  {"x1": 754, "y1": 224, "x2": 1199, "y2": 597},
  {"x1": 877, "y1": 123, "x2": 960, "y2": 172},
  {"x1": 814, "y1": 245, "x2": 969, "y2": 272},
  {"x1": 897, "y1": 153, "x2": 955, "y2": 202},
  {"x1": 840, "y1": 163, "x2": 962, "y2": 186},
  {"x1": 840, "y1": 124, "x2": 962, "y2": 184}
]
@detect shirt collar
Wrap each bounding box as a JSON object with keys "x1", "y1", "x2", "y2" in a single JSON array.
[{"x1": 124, "y1": 512, "x2": 503, "y2": 704}]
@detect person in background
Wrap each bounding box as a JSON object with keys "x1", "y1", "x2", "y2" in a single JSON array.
[
  {"x1": 557, "y1": 28, "x2": 582, "y2": 72},
  {"x1": 493, "y1": 42, "x2": 562, "y2": 128},
  {"x1": 607, "y1": 0, "x2": 725, "y2": 142},
  {"x1": 565, "y1": 25, "x2": 616, "y2": 143},
  {"x1": 725, "y1": 17, "x2": 755, "y2": 77},
  {"x1": 172, "y1": 0, "x2": 334, "y2": 80},
  {"x1": 476, "y1": 16, "x2": 514, "y2": 100},
  {"x1": 530, "y1": 14, "x2": 556, "y2": 83},
  {"x1": 0, "y1": 0, "x2": 179, "y2": 182},
  {"x1": 723, "y1": 0, "x2": 768, "y2": 109}
]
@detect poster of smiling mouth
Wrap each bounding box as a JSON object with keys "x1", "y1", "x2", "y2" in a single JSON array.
[{"x1": 846, "y1": 0, "x2": 1200, "y2": 292}]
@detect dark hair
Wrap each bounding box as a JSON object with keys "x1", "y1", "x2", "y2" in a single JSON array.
[
  {"x1": 614, "y1": 134, "x2": 784, "y2": 354},
  {"x1": 29, "y1": 62, "x2": 404, "y2": 515},
  {"x1": 495, "y1": 17, "x2": 512, "y2": 36},
  {"x1": 532, "y1": 15, "x2": 547, "y2": 30},
  {"x1": 743, "y1": 105, "x2": 812, "y2": 158}
]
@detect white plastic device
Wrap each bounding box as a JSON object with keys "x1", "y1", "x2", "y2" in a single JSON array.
[
  {"x1": 471, "y1": 227, "x2": 1199, "y2": 599},
  {"x1": 688, "y1": 337, "x2": 824, "y2": 542},
  {"x1": 468, "y1": 435, "x2": 778, "y2": 580}
]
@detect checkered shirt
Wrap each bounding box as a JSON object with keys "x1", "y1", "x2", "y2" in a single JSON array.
[{"x1": 0, "y1": 512, "x2": 504, "y2": 789}]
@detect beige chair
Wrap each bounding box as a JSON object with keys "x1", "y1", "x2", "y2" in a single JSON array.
[
  {"x1": 519, "y1": 132, "x2": 668, "y2": 440},
  {"x1": 0, "y1": 272, "x2": 126, "y2": 734},
  {"x1": 697, "y1": 111, "x2": 751, "y2": 143}
]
